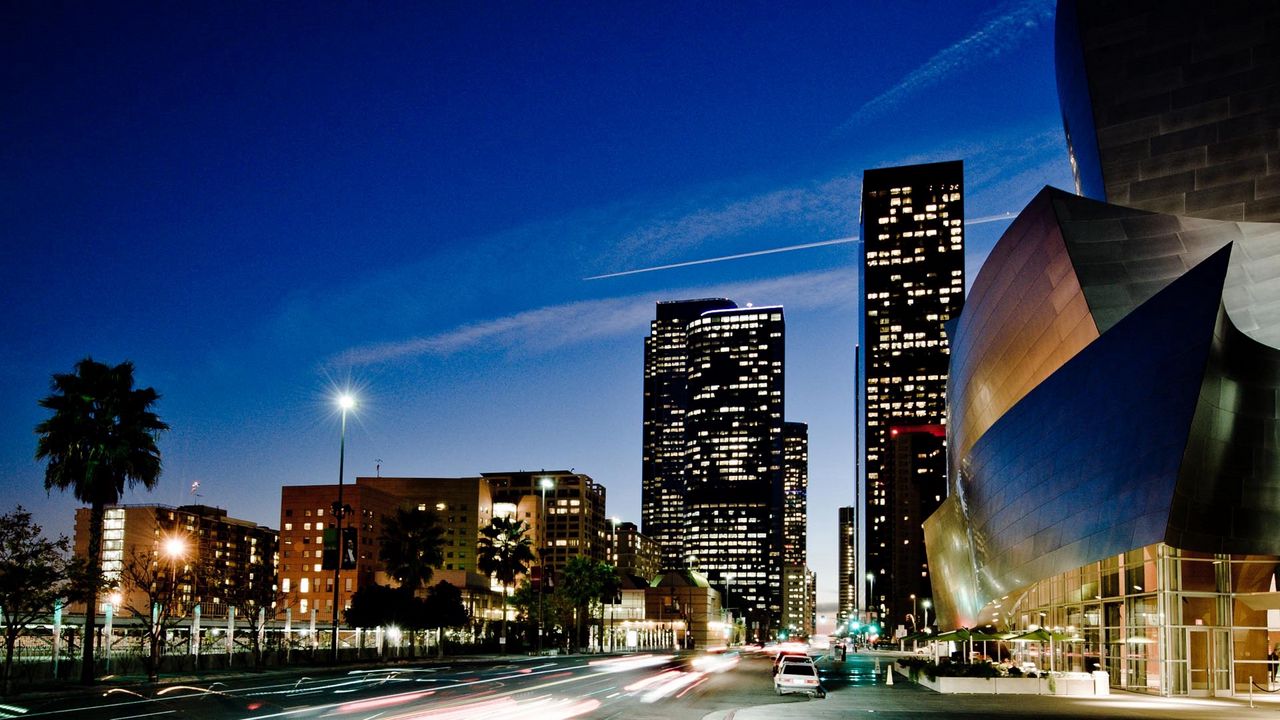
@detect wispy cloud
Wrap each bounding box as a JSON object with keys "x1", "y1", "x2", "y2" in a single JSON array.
[
  {"x1": 836, "y1": 0, "x2": 1056, "y2": 132},
  {"x1": 330, "y1": 268, "x2": 856, "y2": 367},
  {"x1": 607, "y1": 176, "x2": 858, "y2": 268},
  {"x1": 595, "y1": 126, "x2": 1067, "y2": 277},
  {"x1": 585, "y1": 213, "x2": 1022, "y2": 281}
]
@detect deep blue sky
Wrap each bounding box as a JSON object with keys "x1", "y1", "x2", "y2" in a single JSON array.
[{"x1": 2, "y1": 0, "x2": 1071, "y2": 611}]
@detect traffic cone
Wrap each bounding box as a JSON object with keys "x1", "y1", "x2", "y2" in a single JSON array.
[{"x1": 886, "y1": 664, "x2": 894, "y2": 685}]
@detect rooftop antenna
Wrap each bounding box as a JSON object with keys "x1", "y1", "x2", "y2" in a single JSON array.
[{"x1": 190, "y1": 480, "x2": 202, "y2": 498}]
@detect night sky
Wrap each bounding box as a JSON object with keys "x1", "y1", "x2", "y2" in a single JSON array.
[{"x1": 2, "y1": 0, "x2": 1072, "y2": 611}]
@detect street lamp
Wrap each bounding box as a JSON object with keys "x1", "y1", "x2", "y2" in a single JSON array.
[
  {"x1": 537, "y1": 476, "x2": 554, "y2": 654},
  {"x1": 922, "y1": 599, "x2": 932, "y2": 630},
  {"x1": 331, "y1": 392, "x2": 355, "y2": 663},
  {"x1": 910, "y1": 593, "x2": 917, "y2": 632},
  {"x1": 163, "y1": 535, "x2": 188, "y2": 612},
  {"x1": 866, "y1": 572, "x2": 876, "y2": 621},
  {"x1": 607, "y1": 516, "x2": 620, "y2": 652}
]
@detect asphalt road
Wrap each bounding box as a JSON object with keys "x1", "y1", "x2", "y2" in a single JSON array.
[
  {"x1": 5, "y1": 649, "x2": 1259, "y2": 719},
  {"x1": 1, "y1": 649, "x2": 849, "y2": 720}
]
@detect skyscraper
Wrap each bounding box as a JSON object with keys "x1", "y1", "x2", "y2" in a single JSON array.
[
  {"x1": 781, "y1": 421, "x2": 811, "y2": 637},
  {"x1": 782, "y1": 421, "x2": 808, "y2": 567},
  {"x1": 781, "y1": 564, "x2": 815, "y2": 637},
  {"x1": 683, "y1": 305, "x2": 786, "y2": 634},
  {"x1": 886, "y1": 424, "x2": 946, "y2": 630},
  {"x1": 837, "y1": 506, "x2": 856, "y2": 622},
  {"x1": 860, "y1": 160, "x2": 964, "y2": 624},
  {"x1": 642, "y1": 298, "x2": 738, "y2": 569}
]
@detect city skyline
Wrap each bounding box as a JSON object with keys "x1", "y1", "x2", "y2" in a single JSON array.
[{"x1": 3, "y1": 0, "x2": 1074, "y2": 612}]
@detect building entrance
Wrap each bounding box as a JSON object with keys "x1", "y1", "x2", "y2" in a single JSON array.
[{"x1": 1187, "y1": 628, "x2": 1230, "y2": 696}]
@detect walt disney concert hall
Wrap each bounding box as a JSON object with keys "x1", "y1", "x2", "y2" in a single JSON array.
[{"x1": 924, "y1": 0, "x2": 1280, "y2": 697}]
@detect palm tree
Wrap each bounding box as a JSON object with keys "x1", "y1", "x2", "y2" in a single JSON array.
[
  {"x1": 560, "y1": 557, "x2": 618, "y2": 651},
  {"x1": 379, "y1": 507, "x2": 446, "y2": 595},
  {"x1": 475, "y1": 516, "x2": 535, "y2": 653},
  {"x1": 35, "y1": 358, "x2": 167, "y2": 683}
]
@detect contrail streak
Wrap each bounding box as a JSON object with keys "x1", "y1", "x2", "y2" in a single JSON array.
[
  {"x1": 585, "y1": 237, "x2": 857, "y2": 280},
  {"x1": 585, "y1": 211, "x2": 1015, "y2": 280}
]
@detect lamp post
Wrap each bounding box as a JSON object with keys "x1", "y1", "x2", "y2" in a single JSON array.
[
  {"x1": 537, "y1": 476, "x2": 554, "y2": 655},
  {"x1": 608, "y1": 516, "x2": 619, "y2": 653},
  {"x1": 866, "y1": 572, "x2": 876, "y2": 622},
  {"x1": 910, "y1": 593, "x2": 917, "y2": 632},
  {"x1": 330, "y1": 393, "x2": 355, "y2": 664},
  {"x1": 922, "y1": 599, "x2": 932, "y2": 630},
  {"x1": 163, "y1": 535, "x2": 188, "y2": 610},
  {"x1": 724, "y1": 572, "x2": 735, "y2": 645},
  {"x1": 159, "y1": 534, "x2": 186, "y2": 675}
]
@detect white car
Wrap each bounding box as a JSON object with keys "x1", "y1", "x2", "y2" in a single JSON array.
[{"x1": 774, "y1": 661, "x2": 823, "y2": 697}]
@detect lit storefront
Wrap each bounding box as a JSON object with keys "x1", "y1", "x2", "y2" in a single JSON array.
[{"x1": 989, "y1": 545, "x2": 1280, "y2": 695}]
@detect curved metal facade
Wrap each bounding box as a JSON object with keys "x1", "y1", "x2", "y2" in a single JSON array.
[
  {"x1": 1054, "y1": 0, "x2": 1280, "y2": 222},
  {"x1": 927, "y1": 188, "x2": 1280, "y2": 628}
]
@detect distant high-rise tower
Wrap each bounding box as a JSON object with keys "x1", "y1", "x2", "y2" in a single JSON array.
[
  {"x1": 782, "y1": 564, "x2": 815, "y2": 637},
  {"x1": 782, "y1": 422, "x2": 808, "y2": 567},
  {"x1": 683, "y1": 305, "x2": 786, "y2": 634},
  {"x1": 837, "y1": 506, "x2": 856, "y2": 622},
  {"x1": 860, "y1": 160, "x2": 964, "y2": 624},
  {"x1": 886, "y1": 425, "x2": 946, "y2": 630},
  {"x1": 781, "y1": 421, "x2": 810, "y2": 637},
  {"x1": 642, "y1": 298, "x2": 737, "y2": 569}
]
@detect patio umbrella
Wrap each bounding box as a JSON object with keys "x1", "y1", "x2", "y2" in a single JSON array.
[
  {"x1": 932, "y1": 628, "x2": 971, "y2": 642},
  {"x1": 1008, "y1": 629, "x2": 1078, "y2": 672},
  {"x1": 932, "y1": 628, "x2": 972, "y2": 662},
  {"x1": 969, "y1": 631, "x2": 1014, "y2": 663}
]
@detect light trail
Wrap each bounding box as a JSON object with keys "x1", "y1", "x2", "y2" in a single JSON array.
[
  {"x1": 246, "y1": 657, "x2": 655, "y2": 720},
  {"x1": 583, "y1": 211, "x2": 1016, "y2": 280},
  {"x1": 16, "y1": 659, "x2": 574, "y2": 720}
]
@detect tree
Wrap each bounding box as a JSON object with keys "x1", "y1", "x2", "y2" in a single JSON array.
[
  {"x1": 512, "y1": 579, "x2": 554, "y2": 644},
  {"x1": 422, "y1": 581, "x2": 468, "y2": 658},
  {"x1": 423, "y1": 580, "x2": 468, "y2": 630},
  {"x1": 35, "y1": 358, "x2": 168, "y2": 684},
  {"x1": 379, "y1": 507, "x2": 446, "y2": 595},
  {"x1": 346, "y1": 584, "x2": 424, "y2": 630},
  {"x1": 216, "y1": 552, "x2": 284, "y2": 671},
  {"x1": 117, "y1": 547, "x2": 191, "y2": 682},
  {"x1": 0, "y1": 507, "x2": 80, "y2": 695},
  {"x1": 345, "y1": 584, "x2": 427, "y2": 654},
  {"x1": 559, "y1": 557, "x2": 618, "y2": 651},
  {"x1": 475, "y1": 517, "x2": 535, "y2": 653}
]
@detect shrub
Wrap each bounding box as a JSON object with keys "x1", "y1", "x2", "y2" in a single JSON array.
[
  {"x1": 897, "y1": 656, "x2": 937, "y2": 681},
  {"x1": 896, "y1": 657, "x2": 1010, "y2": 680}
]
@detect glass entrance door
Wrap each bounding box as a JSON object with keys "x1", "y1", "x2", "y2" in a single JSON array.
[
  {"x1": 1187, "y1": 629, "x2": 1230, "y2": 696},
  {"x1": 1188, "y1": 629, "x2": 1212, "y2": 695}
]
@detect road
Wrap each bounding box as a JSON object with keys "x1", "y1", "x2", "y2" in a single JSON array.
[
  {"x1": 1, "y1": 649, "x2": 1258, "y2": 719},
  {"x1": 2, "y1": 650, "x2": 841, "y2": 720}
]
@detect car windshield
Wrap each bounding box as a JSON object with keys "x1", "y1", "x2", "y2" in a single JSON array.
[{"x1": 782, "y1": 664, "x2": 816, "y2": 676}]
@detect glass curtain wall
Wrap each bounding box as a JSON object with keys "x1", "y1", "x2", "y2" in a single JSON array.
[{"x1": 1004, "y1": 543, "x2": 1280, "y2": 696}]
